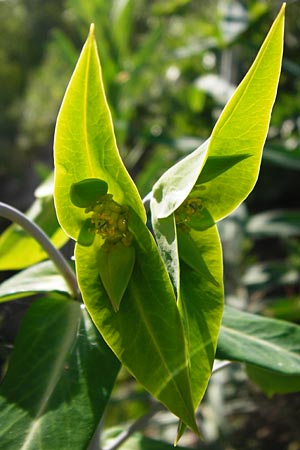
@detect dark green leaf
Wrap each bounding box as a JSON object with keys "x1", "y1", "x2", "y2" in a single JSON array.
[
  {"x1": 217, "y1": 306, "x2": 300, "y2": 375},
  {"x1": 247, "y1": 365, "x2": 300, "y2": 396},
  {"x1": 0, "y1": 296, "x2": 120, "y2": 449}
]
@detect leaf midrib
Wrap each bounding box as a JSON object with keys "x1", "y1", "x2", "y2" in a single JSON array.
[{"x1": 221, "y1": 325, "x2": 300, "y2": 364}]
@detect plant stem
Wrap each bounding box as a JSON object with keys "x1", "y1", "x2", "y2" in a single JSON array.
[
  {"x1": 104, "y1": 402, "x2": 164, "y2": 450},
  {"x1": 0, "y1": 202, "x2": 80, "y2": 300}
]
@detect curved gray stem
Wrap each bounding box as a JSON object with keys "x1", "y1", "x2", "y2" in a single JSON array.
[{"x1": 0, "y1": 202, "x2": 80, "y2": 300}]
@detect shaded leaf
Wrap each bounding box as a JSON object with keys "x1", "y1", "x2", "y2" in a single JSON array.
[
  {"x1": 217, "y1": 306, "x2": 300, "y2": 375},
  {"x1": 246, "y1": 209, "x2": 300, "y2": 238},
  {"x1": 247, "y1": 365, "x2": 300, "y2": 396},
  {"x1": 0, "y1": 296, "x2": 120, "y2": 449},
  {"x1": 0, "y1": 261, "x2": 71, "y2": 302}
]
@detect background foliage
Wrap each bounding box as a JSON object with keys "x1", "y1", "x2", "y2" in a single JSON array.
[{"x1": 1, "y1": 1, "x2": 300, "y2": 449}]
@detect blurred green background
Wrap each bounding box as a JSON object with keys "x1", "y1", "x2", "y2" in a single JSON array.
[{"x1": 0, "y1": 1, "x2": 299, "y2": 449}]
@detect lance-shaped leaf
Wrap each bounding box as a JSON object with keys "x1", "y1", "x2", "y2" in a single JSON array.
[
  {"x1": 53, "y1": 25, "x2": 198, "y2": 435},
  {"x1": 151, "y1": 8, "x2": 285, "y2": 439},
  {"x1": 150, "y1": 5, "x2": 285, "y2": 291},
  {"x1": 75, "y1": 209, "x2": 199, "y2": 435},
  {"x1": 217, "y1": 305, "x2": 300, "y2": 376},
  {"x1": 176, "y1": 225, "x2": 224, "y2": 441},
  {"x1": 197, "y1": 4, "x2": 285, "y2": 221},
  {"x1": 0, "y1": 296, "x2": 120, "y2": 449},
  {"x1": 0, "y1": 261, "x2": 70, "y2": 302},
  {"x1": 53, "y1": 23, "x2": 145, "y2": 243}
]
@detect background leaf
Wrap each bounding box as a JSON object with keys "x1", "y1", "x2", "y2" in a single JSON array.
[
  {"x1": 246, "y1": 365, "x2": 300, "y2": 396},
  {"x1": 0, "y1": 295, "x2": 120, "y2": 450},
  {"x1": 0, "y1": 261, "x2": 70, "y2": 302},
  {"x1": 217, "y1": 306, "x2": 300, "y2": 376}
]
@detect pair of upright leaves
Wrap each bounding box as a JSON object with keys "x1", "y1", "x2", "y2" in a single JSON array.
[{"x1": 54, "y1": 6, "x2": 285, "y2": 439}]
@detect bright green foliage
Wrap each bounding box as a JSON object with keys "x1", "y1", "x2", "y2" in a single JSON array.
[
  {"x1": 53, "y1": 24, "x2": 145, "y2": 243},
  {"x1": 199, "y1": 5, "x2": 285, "y2": 221},
  {"x1": 150, "y1": 4, "x2": 285, "y2": 433},
  {"x1": 70, "y1": 178, "x2": 108, "y2": 208},
  {"x1": 0, "y1": 296, "x2": 120, "y2": 449},
  {"x1": 54, "y1": 25, "x2": 198, "y2": 434},
  {"x1": 97, "y1": 241, "x2": 136, "y2": 311},
  {"x1": 75, "y1": 209, "x2": 199, "y2": 435},
  {"x1": 2, "y1": 3, "x2": 300, "y2": 449}
]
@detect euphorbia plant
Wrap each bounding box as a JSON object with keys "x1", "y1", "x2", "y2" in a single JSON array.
[{"x1": 1, "y1": 4, "x2": 300, "y2": 449}]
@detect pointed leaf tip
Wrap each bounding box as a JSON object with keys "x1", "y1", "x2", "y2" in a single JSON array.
[{"x1": 89, "y1": 23, "x2": 95, "y2": 35}]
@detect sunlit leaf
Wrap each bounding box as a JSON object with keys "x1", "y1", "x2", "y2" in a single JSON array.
[
  {"x1": 53, "y1": 24, "x2": 145, "y2": 243},
  {"x1": 198, "y1": 4, "x2": 285, "y2": 220},
  {"x1": 75, "y1": 209, "x2": 199, "y2": 434},
  {"x1": 53, "y1": 25, "x2": 198, "y2": 434}
]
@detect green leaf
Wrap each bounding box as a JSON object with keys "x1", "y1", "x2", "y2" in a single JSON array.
[
  {"x1": 198, "y1": 4, "x2": 285, "y2": 221},
  {"x1": 151, "y1": 5, "x2": 284, "y2": 223},
  {"x1": 246, "y1": 365, "x2": 300, "y2": 396},
  {"x1": 0, "y1": 261, "x2": 71, "y2": 302},
  {"x1": 178, "y1": 225, "x2": 224, "y2": 408},
  {"x1": 53, "y1": 24, "x2": 145, "y2": 243},
  {"x1": 217, "y1": 306, "x2": 300, "y2": 376},
  {"x1": 0, "y1": 178, "x2": 67, "y2": 270},
  {"x1": 0, "y1": 296, "x2": 120, "y2": 449},
  {"x1": 97, "y1": 241, "x2": 136, "y2": 311},
  {"x1": 151, "y1": 139, "x2": 209, "y2": 220},
  {"x1": 53, "y1": 25, "x2": 198, "y2": 434},
  {"x1": 150, "y1": 6, "x2": 284, "y2": 300},
  {"x1": 75, "y1": 209, "x2": 199, "y2": 435}
]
